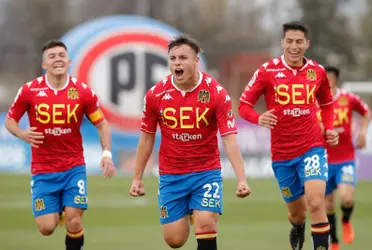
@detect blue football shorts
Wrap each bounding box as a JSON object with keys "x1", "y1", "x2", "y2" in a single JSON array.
[
  {"x1": 30, "y1": 165, "x2": 88, "y2": 217},
  {"x1": 158, "y1": 169, "x2": 223, "y2": 225},
  {"x1": 272, "y1": 147, "x2": 328, "y2": 203},
  {"x1": 325, "y1": 160, "x2": 357, "y2": 195}
]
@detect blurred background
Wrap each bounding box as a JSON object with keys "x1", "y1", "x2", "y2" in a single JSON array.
[{"x1": 0, "y1": 0, "x2": 371, "y2": 249}]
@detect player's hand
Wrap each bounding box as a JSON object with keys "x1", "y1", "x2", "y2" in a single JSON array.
[
  {"x1": 236, "y1": 181, "x2": 251, "y2": 198},
  {"x1": 100, "y1": 157, "x2": 116, "y2": 178},
  {"x1": 258, "y1": 109, "x2": 277, "y2": 129},
  {"x1": 356, "y1": 132, "x2": 367, "y2": 149},
  {"x1": 325, "y1": 129, "x2": 339, "y2": 146},
  {"x1": 129, "y1": 179, "x2": 146, "y2": 197},
  {"x1": 20, "y1": 127, "x2": 44, "y2": 148}
]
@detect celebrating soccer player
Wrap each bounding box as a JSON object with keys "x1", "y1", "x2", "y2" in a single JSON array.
[
  {"x1": 129, "y1": 34, "x2": 251, "y2": 250},
  {"x1": 5, "y1": 40, "x2": 116, "y2": 250},
  {"x1": 319, "y1": 66, "x2": 370, "y2": 250},
  {"x1": 239, "y1": 21, "x2": 339, "y2": 250}
]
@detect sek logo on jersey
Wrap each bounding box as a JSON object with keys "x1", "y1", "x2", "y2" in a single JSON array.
[
  {"x1": 333, "y1": 108, "x2": 349, "y2": 126},
  {"x1": 162, "y1": 107, "x2": 210, "y2": 129},
  {"x1": 275, "y1": 84, "x2": 316, "y2": 105},
  {"x1": 36, "y1": 104, "x2": 79, "y2": 124}
]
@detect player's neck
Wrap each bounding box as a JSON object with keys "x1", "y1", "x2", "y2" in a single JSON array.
[
  {"x1": 284, "y1": 55, "x2": 305, "y2": 68},
  {"x1": 331, "y1": 87, "x2": 338, "y2": 96},
  {"x1": 46, "y1": 73, "x2": 68, "y2": 90},
  {"x1": 174, "y1": 71, "x2": 200, "y2": 91}
]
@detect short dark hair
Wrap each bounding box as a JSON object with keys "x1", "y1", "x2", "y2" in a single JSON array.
[
  {"x1": 324, "y1": 66, "x2": 340, "y2": 78},
  {"x1": 168, "y1": 34, "x2": 202, "y2": 54},
  {"x1": 282, "y1": 21, "x2": 309, "y2": 38},
  {"x1": 42, "y1": 40, "x2": 67, "y2": 53}
]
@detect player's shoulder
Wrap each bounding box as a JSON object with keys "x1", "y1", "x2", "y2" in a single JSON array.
[
  {"x1": 305, "y1": 58, "x2": 327, "y2": 74},
  {"x1": 339, "y1": 89, "x2": 359, "y2": 100},
  {"x1": 20, "y1": 76, "x2": 45, "y2": 91},
  {"x1": 145, "y1": 74, "x2": 174, "y2": 98},
  {"x1": 69, "y1": 76, "x2": 89, "y2": 90},
  {"x1": 199, "y1": 72, "x2": 228, "y2": 96}
]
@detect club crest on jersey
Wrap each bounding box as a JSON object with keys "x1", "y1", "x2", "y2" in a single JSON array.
[
  {"x1": 67, "y1": 88, "x2": 79, "y2": 100},
  {"x1": 338, "y1": 96, "x2": 348, "y2": 106},
  {"x1": 198, "y1": 90, "x2": 210, "y2": 103},
  {"x1": 306, "y1": 69, "x2": 317, "y2": 81},
  {"x1": 160, "y1": 205, "x2": 169, "y2": 219}
]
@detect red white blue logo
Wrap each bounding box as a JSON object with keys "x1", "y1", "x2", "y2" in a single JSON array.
[{"x1": 61, "y1": 15, "x2": 207, "y2": 131}]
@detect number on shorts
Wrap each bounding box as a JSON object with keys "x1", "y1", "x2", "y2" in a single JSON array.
[
  {"x1": 203, "y1": 182, "x2": 220, "y2": 199},
  {"x1": 342, "y1": 165, "x2": 354, "y2": 175},
  {"x1": 304, "y1": 154, "x2": 320, "y2": 169},
  {"x1": 77, "y1": 180, "x2": 85, "y2": 195}
]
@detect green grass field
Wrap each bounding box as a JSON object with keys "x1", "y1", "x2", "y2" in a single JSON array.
[{"x1": 0, "y1": 174, "x2": 371, "y2": 250}]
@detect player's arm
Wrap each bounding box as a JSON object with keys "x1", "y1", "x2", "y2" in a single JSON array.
[
  {"x1": 352, "y1": 94, "x2": 371, "y2": 149},
  {"x1": 216, "y1": 87, "x2": 251, "y2": 198},
  {"x1": 221, "y1": 134, "x2": 246, "y2": 182},
  {"x1": 5, "y1": 85, "x2": 44, "y2": 147},
  {"x1": 84, "y1": 87, "x2": 115, "y2": 177},
  {"x1": 95, "y1": 120, "x2": 111, "y2": 151},
  {"x1": 84, "y1": 89, "x2": 111, "y2": 152},
  {"x1": 316, "y1": 70, "x2": 334, "y2": 131},
  {"x1": 238, "y1": 67, "x2": 276, "y2": 128},
  {"x1": 316, "y1": 69, "x2": 338, "y2": 145},
  {"x1": 130, "y1": 91, "x2": 158, "y2": 197},
  {"x1": 132, "y1": 132, "x2": 156, "y2": 181}
]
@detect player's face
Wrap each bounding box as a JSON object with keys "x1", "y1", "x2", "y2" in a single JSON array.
[
  {"x1": 281, "y1": 30, "x2": 309, "y2": 67},
  {"x1": 168, "y1": 44, "x2": 199, "y2": 85},
  {"x1": 327, "y1": 72, "x2": 338, "y2": 89},
  {"x1": 42, "y1": 46, "x2": 71, "y2": 76}
]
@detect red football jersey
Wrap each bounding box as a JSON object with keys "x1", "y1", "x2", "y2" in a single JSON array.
[
  {"x1": 240, "y1": 55, "x2": 333, "y2": 161},
  {"x1": 320, "y1": 89, "x2": 369, "y2": 163},
  {"x1": 141, "y1": 72, "x2": 237, "y2": 175},
  {"x1": 7, "y1": 75, "x2": 105, "y2": 174}
]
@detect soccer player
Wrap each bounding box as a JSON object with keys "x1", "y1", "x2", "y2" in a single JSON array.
[
  {"x1": 238, "y1": 21, "x2": 339, "y2": 250},
  {"x1": 129, "y1": 34, "x2": 251, "y2": 250},
  {"x1": 5, "y1": 40, "x2": 116, "y2": 250},
  {"x1": 320, "y1": 66, "x2": 370, "y2": 250}
]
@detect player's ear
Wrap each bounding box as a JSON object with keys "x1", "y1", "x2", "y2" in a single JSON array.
[
  {"x1": 280, "y1": 39, "x2": 285, "y2": 49},
  {"x1": 195, "y1": 56, "x2": 200, "y2": 70},
  {"x1": 305, "y1": 39, "x2": 310, "y2": 50},
  {"x1": 41, "y1": 61, "x2": 47, "y2": 70}
]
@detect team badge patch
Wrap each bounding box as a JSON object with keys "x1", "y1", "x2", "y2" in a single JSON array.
[
  {"x1": 338, "y1": 96, "x2": 348, "y2": 106},
  {"x1": 281, "y1": 187, "x2": 292, "y2": 198},
  {"x1": 67, "y1": 88, "x2": 79, "y2": 100},
  {"x1": 306, "y1": 69, "x2": 317, "y2": 81},
  {"x1": 160, "y1": 205, "x2": 169, "y2": 219},
  {"x1": 198, "y1": 90, "x2": 210, "y2": 103},
  {"x1": 34, "y1": 198, "x2": 45, "y2": 212}
]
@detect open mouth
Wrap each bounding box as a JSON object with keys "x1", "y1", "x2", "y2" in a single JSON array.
[
  {"x1": 175, "y1": 68, "x2": 184, "y2": 78},
  {"x1": 289, "y1": 52, "x2": 300, "y2": 56}
]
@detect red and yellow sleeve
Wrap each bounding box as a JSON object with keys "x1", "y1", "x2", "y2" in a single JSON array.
[{"x1": 84, "y1": 88, "x2": 105, "y2": 125}]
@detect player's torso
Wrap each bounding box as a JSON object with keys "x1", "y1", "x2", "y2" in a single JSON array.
[
  {"x1": 157, "y1": 77, "x2": 217, "y2": 143},
  {"x1": 28, "y1": 77, "x2": 85, "y2": 140},
  {"x1": 263, "y1": 57, "x2": 326, "y2": 160},
  {"x1": 327, "y1": 91, "x2": 355, "y2": 162},
  {"x1": 265, "y1": 62, "x2": 322, "y2": 119},
  {"x1": 332, "y1": 92, "x2": 353, "y2": 137}
]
